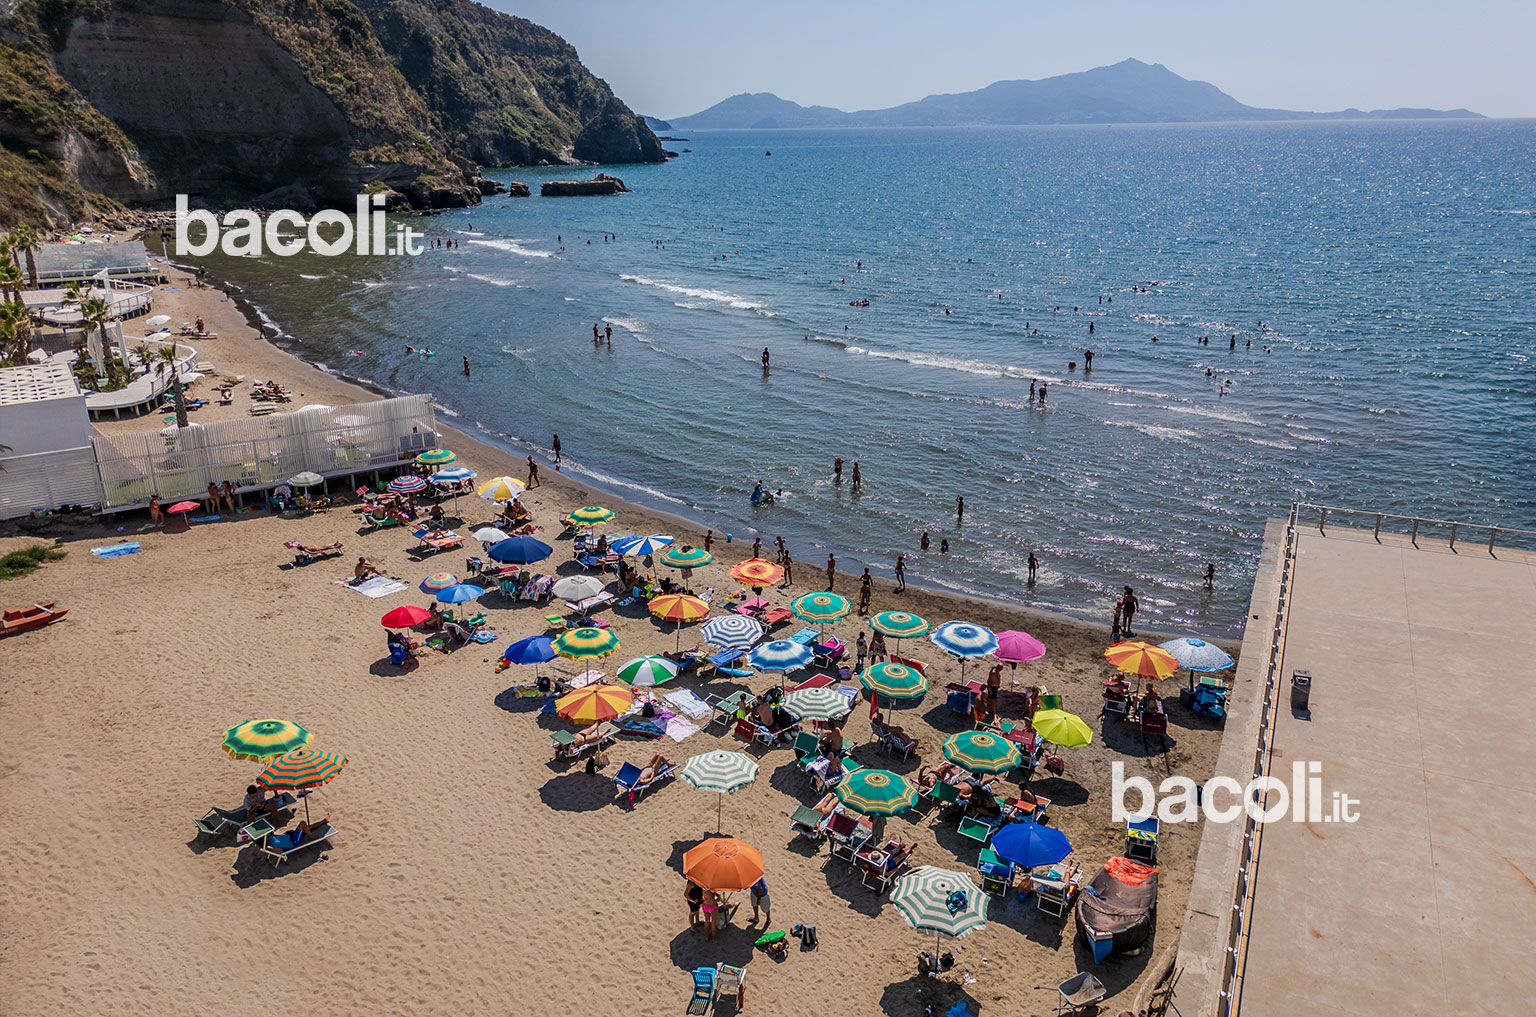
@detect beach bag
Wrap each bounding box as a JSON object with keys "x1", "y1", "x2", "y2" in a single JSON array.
[
  {"x1": 800, "y1": 924, "x2": 818, "y2": 950},
  {"x1": 1043, "y1": 753, "x2": 1066, "y2": 777}
]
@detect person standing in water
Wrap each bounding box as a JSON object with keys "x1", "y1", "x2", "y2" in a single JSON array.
[
  {"x1": 1029, "y1": 379, "x2": 1037, "y2": 402},
  {"x1": 833, "y1": 456, "x2": 843, "y2": 483},
  {"x1": 893, "y1": 553, "x2": 906, "y2": 592},
  {"x1": 604, "y1": 323, "x2": 612, "y2": 344},
  {"x1": 761, "y1": 348, "x2": 770, "y2": 370},
  {"x1": 1084, "y1": 349, "x2": 1094, "y2": 368},
  {"x1": 1038, "y1": 383, "x2": 1047, "y2": 406},
  {"x1": 463, "y1": 356, "x2": 471, "y2": 377},
  {"x1": 851, "y1": 461, "x2": 862, "y2": 492},
  {"x1": 552, "y1": 435, "x2": 562, "y2": 466},
  {"x1": 1027, "y1": 552, "x2": 1039, "y2": 583},
  {"x1": 1204, "y1": 562, "x2": 1215, "y2": 589},
  {"x1": 955, "y1": 495, "x2": 964, "y2": 523}
]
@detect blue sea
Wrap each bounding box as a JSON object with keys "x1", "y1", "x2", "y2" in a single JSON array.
[{"x1": 197, "y1": 120, "x2": 1536, "y2": 637}]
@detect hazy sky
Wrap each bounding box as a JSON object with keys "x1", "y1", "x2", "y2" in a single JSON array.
[{"x1": 490, "y1": 0, "x2": 1534, "y2": 119}]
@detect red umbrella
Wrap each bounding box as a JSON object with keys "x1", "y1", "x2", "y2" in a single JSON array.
[
  {"x1": 166, "y1": 501, "x2": 199, "y2": 514},
  {"x1": 381, "y1": 605, "x2": 431, "y2": 628}
]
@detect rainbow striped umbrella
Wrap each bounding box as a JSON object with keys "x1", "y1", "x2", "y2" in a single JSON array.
[
  {"x1": 791, "y1": 591, "x2": 852, "y2": 624},
  {"x1": 221, "y1": 719, "x2": 312, "y2": 762},
  {"x1": 942, "y1": 730, "x2": 1022, "y2": 774},
  {"x1": 553, "y1": 626, "x2": 621, "y2": 660},
  {"x1": 415, "y1": 448, "x2": 457, "y2": 467},
  {"x1": 567, "y1": 505, "x2": 615, "y2": 526},
  {"x1": 1105, "y1": 641, "x2": 1180, "y2": 681},
  {"x1": 477, "y1": 476, "x2": 526, "y2": 502},
  {"x1": 388, "y1": 474, "x2": 428, "y2": 494},
  {"x1": 858, "y1": 662, "x2": 928, "y2": 701},
  {"x1": 555, "y1": 684, "x2": 632, "y2": 724},
  {"x1": 419, "y1": 571, "x2": 459, "y2": 593},
  {"x1": 649, "y1": 593, "x2": 710, "y2": 624},
  {"x1": 660, "y1": 545, "x2": 714, "y2": 570},
  {"x1": 836, "y1": 769, "x2": 918, "y2": 816},
  {"x1": 730, "y1": 558, "x2": 783, "y2": 587},
  {"x1": 869, "y1": 611, "x2": 931, "y2": 640},
  {"x1": 256, "y1": 746, "x2": 347, "y2": 790}
]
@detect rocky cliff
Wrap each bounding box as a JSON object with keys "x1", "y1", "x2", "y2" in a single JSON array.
[{"x1": 0, "y1": 0, "x2": 663, "y2": 228}]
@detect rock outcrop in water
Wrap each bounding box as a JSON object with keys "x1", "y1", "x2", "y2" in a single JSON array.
[
  {"x1": 0, "y1": 0, "x2": 664, "y2": 227},
  {"x1": 541, "y1": 174, "x2": 630, "y2": 197}
]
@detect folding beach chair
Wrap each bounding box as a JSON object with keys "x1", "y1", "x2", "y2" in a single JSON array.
[
  {"x1": 957, "y1": 813, "x2": 1001, "y2": 846},
  {"x1": 258, "y1": 821, "x2": 337, "y2": 866},
  {"x1": 790, "y1": 804, "x2": 829, "y2": 841},
  {"x1": 1126, "y1": 812, "x2": 1160, "y2": 862},
  {"x1": 734, "y1": 717, "x2": 773, "y2": 746},
  {"x1": 977, "y1": 852, "x2": 1014, "y2": 897},
  {"x1": 685, "y1": 966, "x2": 715, "y2": 1015},
  {"x1": 791, "y1": 731, "x2": 820, "y2": 762},
  {"x1": 713, "y1": 963, "x2": 747, "y2": 1010},
  {"x1": 706, "y1": 690, "x2": 752, "y2": 728},
  {"x1": 194, "y1": 793, "x2": 297, "y2": 841},
  {"x1": 825, "y1": 811, "x2": 871, "y2": 866},
  {"x1": 612, "y1": 759, "x2": 680, "y2": 808}
]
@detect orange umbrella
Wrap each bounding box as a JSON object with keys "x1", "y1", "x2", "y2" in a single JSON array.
[
  {"x1": 729, "y1": 558, "x2": 783, "y2": 587},
  {"x1": 649, "y1": 593, "x2": 710, "y2": 623},
  {"x1": 1105, "y1": 641, "x2": 1180, "y2": 681},
  {"x1": 555, "y1": 684, "x2": 633, "y2": 725},
  {"x1": 683, "y1": 837, "x2": 765, "y2": 892}
]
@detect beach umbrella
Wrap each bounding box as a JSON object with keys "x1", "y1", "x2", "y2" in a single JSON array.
[
  {"x1": 333, "y1": 414, "x2": 367, "y2": 427},
  {"x1": 749, "y1": 639, "x2": 813, "y2": 675},
  {"x1": 297, "y1": 404, "x2": 333, "y2": 414},
  {"x1": 145, "y1": 313, "x2": 171, "y2": 327},
  {"x1": 388, "y1": 474, "x2": 428, "y2": 494},
  {"x1": 613, "y1": 533, "x2": 675, "y2": 557},
  {"x1": 1159, "y1": 637, "x2": 1234, "y2": 676},
  {"x1": 942, "y1": 730, "x2": 1022, "y2": 774},
  {"x1": 701, "y1": 615, "x2": 763, "y2": 652},
  {"x1": 419, "y1": 571, "x2": 459, "y2": 593},
  {"x1": 166, "y1": 500, "x2": 199, "y2": 514},
  {"x1": 791, "y1": 591, "x2": 852, "y2": 624},
  {"x1": 1031, "y1": 708, "x2": 1094, "y2": 749},
  {"x1": 256, "y1": 745, "x2": 348, "y2": 821},
  {"x1": 991, "y1": 823, "x2": 1073, "y2": 870},
  {"x1": 891, "y1": 866, "x2": 990, "y2": 954},
  {"x1": 221, "y1": 719, "x2": 312, "y2": 761},
  {"x1": 932, "y1": 621, "x2": 999, "y2": 684},
  {"x1": 552, "y1": 626, "x2": 621, "y2": 661},
  {"x1": 472, "y1": 526, "x2": 510, "y2": 544},
  {"x1": 380, "y1": 605, "x2": 431, "y2": 628},
  {"x1": 554, "y1": 683, "x2": 632, "y2": 724},
  {"x1": 503, "y1": 636, "x2": 556, "y2": 680},
  {"x1": 649, "y1": 593, "x2": 709, "y2": 623},
  {"x1": 730, "y1": 558, "x2": 783, "y2": 588},
  {"x1": 415, "y1": 448, "x2": 457, "y2": 467},
  {"x1": 836, "y1": 769, "x2": 918, "y2": 816},
  {"x1": 288, "y1": 471, "x2": 324, "y2": 488},
  {"x1": 868, "y1": 610, "x2": 931, "y2": 644},
  {"x1": 567, "y1": 505, "x2": 615, "y2": 526},
  {"x1": 660, "y1": 545, "x2": 714, "y2": 570},
  {"x1": 995, "y1": 630, "x2": 1047, "y2": 665},
  {"x1": 552, "y1": 575, "x2": 606, "y2": 602},
  {"x1": 858, "y1": 662, "x2": 928, "y2": 701},
  {"x1": 430, "y1": 467, "x2": 475, "y2": 485},
  {"x1": 683, "y1": 837, "x2": 765, "y2": 893},
  {"x1": 434, "y1": 583, "x2": 484, "y2": 604},
  {"x1": 682, "y1": 750, "x2": 760, "y2": 831},
  {"x1": 617, "y1": 655, "x2": 680, "y2": 687},
  {"x1": 487, "y1": 536, "x2": 553, "y2": 564},
  {"x1": 782, "y1": 686, "x2": 850, "y2": 722},
  {"x1": 477, "y1": 476, "x2": 526, "y2": 502},
  {"x1": 1106, "y1": 641, "x2": 1180, "y2": 682}
]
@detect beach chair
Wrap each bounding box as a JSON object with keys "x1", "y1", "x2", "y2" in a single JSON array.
[
  {"x1": 1126, "y1": 813, "x2": 1160, "y2": 862},
  {"x1": 826, "y1": 810, "x2": 872, "y2": 866},
  {"x1": 194, "y1": 793, "x2": 295, "y2": 840},
  {"x1": 813, "y1": 638, "x2": 847, "y2": 668},
  {"x1": 890, "y1": 654, "x2": 927, "y2": 676},
  {"x1": 858, "y1": 840, "x2": 913, "y2": 894},
  {"x1": 1034, "y1": 864, "x2": 1083, "y2": 918},
  {"x1": 787, "y1": 626, "x2": 820, "y2": 646},
  {"x1": 713, "y1": 963, "x2": 747, "y2": 1010},
  {"x1": 733, "y1": 717, "x2": 774, "y2": 746},
  {"x1": 703, "y1": 648, "x2": 753, "y2": 678},
  {"x1": 685, "y1": 966, "x2": 715, "y2": 1015},
  {"x1": 1009, "y1": 794, "x2": 1052, "y2": 825},
  {"x1": 958, "y1": 813, "x2": 1003, "y2": 846},
  {"x1": 259, "y1": 821, "x2": 337, "y2": 866},
  {"x1": 613, "y1": 759, "x2": 680, "y2": 808},
  {"x1": 706, "y1": 690, "x2": 752, "y2": 728},
  {"x1": 564, "y1": 591, "x2": 616, "y2": 616},
  {"x1": 927, "y1": 780, "x2": 964, "y2": 821},
  {"x1": 977, "y1": 850, "x2": 1014, "y2": 897},
  {"x1": 790, "y1": 804, "x2": 829, "y2": 841},
  {"x1": 879, "y1": 727, "x2": 918, "y2": 760},
  {"x1": 760, "y1": 606, "x2": 794, "y2": 629},
  {"x1": 1102, "y1": 679, "x2": 1132, "y2": 717},
  {"x1": 550, "y1": 722, "x2": 616, "y2": 761},
  {"x1": 791, "y1": 731, "x2": 820, "y2": 762}
]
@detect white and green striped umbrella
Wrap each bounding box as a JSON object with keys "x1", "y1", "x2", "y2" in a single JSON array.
[
  {"x1": 782, "y1": 686, "x2": 851, "y2": 722},
  {"x1": 891, "y1": 866, "x2": 990, "y2": 951},
  {"x1": 616, "y1": 655, "x2": 680, "y2": 687},
  {"x1": 683, "y1": 750, "x2": 760, "y2": 832}
]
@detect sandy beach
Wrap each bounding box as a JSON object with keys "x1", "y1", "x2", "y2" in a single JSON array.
[{"x1": 0, "y1": 257, "x2": 1231, "y2": 1016}]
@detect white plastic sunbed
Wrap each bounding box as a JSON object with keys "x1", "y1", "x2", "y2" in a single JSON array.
[{"x1": 259, "y1": 821, "x2": 336, "y2": 866}]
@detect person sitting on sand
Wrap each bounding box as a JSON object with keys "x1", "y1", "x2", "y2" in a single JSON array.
[
  {"x1": 243, "y1": 784, "x2": 282, "y2": 821},
  {"x1": 426, "y1": 603, "x2": 444, "y2": 629},
  {"x1": 639, "y1": 754, "x2": 676, "y2": 782},
  {"x1": 916, "y1": 761, "x2": 965, "y2": 791},
  {"x1": 354, "y1": 557, "x2": 382, "y2": 580}
]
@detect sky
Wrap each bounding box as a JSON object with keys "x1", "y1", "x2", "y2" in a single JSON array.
[{"x1": 489, "y1": 0, "x2": 1535, "y2": 119}]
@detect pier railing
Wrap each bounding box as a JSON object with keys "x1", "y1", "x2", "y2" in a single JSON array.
[{"x1": 1295, "y1": 503, "x2": 1536, "y2": 556}]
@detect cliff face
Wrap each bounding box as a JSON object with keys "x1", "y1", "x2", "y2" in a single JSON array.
[{"x1": 356, "y1": 0, "x2": 665, "y2": 167}]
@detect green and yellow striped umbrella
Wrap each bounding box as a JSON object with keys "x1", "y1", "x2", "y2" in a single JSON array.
[
  {"x1": 942, "y1": 730, "x2": 1022, "y2": 774},
  {"x1": 869, "y1": 611, "x2": 931, "y2": 639},
  {"x1": 858, "y1": 662, "x2": 928, "y2": 701},
  {"x1": 415, "y1": 448, "x2": 457, "y2": 467},
  {"x1": 836, "y1": 768, "x2": 918, "y2": 816},
  {"x1": 568, "y1": 505, "x2": 616, "y2": 525},
  {"x1": 256, "y1": 745, "x2": 348, "y2": 790},
  {"x1": 552, "y1": 626, "x2": 621, "y2": 660},
  {"x1": 791, "y1": 591, "x2": 852, "y2": 624},
  {"x1": 660, "y1": 545, "x2": 714, "y2": 570},
  {"x1": 221, "y1": 719, "x2": 312, "y2": 762}
]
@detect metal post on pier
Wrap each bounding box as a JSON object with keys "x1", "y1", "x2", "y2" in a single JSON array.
[
  {"x1": 1489, "y1": 527, "x2": 1498, "y2": 555},
  {"x1": 1410, "y1": 517, "x2": 1419, "y2": 546},
  {"x1": 1449, "y1": 524, "x2": 1457, "y2": 552},
  {"x1": 1373, "y1": 513, "x2": 1382, "y2": 541}
]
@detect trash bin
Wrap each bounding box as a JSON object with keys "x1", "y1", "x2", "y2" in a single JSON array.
[{"x1": 1291, "y1": 670, "x2": 1312, "y2": 711}]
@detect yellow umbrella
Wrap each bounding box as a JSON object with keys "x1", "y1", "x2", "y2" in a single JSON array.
[
  {"x1": 649, "y1": 593, "x2": 710, "y2": 623},
  {"x1": 555, "y1": 684, "x2": 633, "y2": 725},
  {"x1": 477, "y1": 476, "x2": 526, "y2": 502},
  {"x1": 1105, "y1": 641, "x2": 1180, "y2": 681},
  {"x1": 1031, "y1": 708, "x2": 1093, "y2": 749}
]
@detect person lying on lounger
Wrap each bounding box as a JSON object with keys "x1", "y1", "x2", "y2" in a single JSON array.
[
  {"x1": 266, "y1": 815, "x2": 329, "y2": 852},
  {"x1": 299, "y1": 541, "x2": 343, "y2": 555},
  {"x1": 809, "y1": 792, "x2": 840, "y2": 819},
  {"x1": 354, "y1": 557, "x2": 382, "y2": 580},
  {"x1": 916, "y1": 761, "x2": 966, "y2": 791},
  {"x1": 568, "y1": 722, "x2": 611, "y2": 751},
  {"x1": 639, "y1": 754, "x2": 676, "y2": 782}
]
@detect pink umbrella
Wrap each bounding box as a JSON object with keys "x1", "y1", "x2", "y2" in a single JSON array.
[{"x1": 995, "y1": 630, "x2": 1046, "y2": 664}]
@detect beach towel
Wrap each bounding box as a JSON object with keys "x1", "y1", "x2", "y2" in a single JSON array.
[
  {"x1": 663, "y1": 689, "x2": 713, "y2": 722},
  {"x1": 335, "y1": 576, "x2": 408, "y2": 598},
  {"x1": 189, "y1": 514, "x2": 221, "y2": 523},
  {"x1": 91, "y1": 542, "x2": 141, "y2": 558},
  {"x1": 663, "y1": 715, "x2": 702, "y2": 742}
]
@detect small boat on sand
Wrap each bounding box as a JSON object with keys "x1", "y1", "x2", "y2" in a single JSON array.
[{"x1": 1, "y1": 602, "x2": 68, "y2": 638}]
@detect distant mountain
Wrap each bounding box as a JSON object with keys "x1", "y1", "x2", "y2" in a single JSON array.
[
  {"x1": 672, "y1": 59, "x2": 1482, "y2": 129},
  {"x1": 643, "y1": 116, "x2": 674, "y2": 132}
]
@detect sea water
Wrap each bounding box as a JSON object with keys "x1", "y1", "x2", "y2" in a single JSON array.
[{"x1": 192, "y1": 120, "x2": 1536, "y2": 636}]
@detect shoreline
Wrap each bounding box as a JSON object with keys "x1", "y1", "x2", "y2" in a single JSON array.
[{"x1": 145, "y1": 242, "x2": 1239, "y2": 651}]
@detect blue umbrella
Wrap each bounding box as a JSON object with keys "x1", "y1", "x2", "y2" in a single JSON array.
[
  {"x1": 749, "y1": 640, "x2": 813, "y2": 674},
  {"x1": 487, "y1": 536, "x2": 553, "y2": 564},
  {"x1": 991, "y1": 822, "x2": 1073, "y2": 870},
  {"x1": 435, "y1": 583, "x2": 485, "y2": 604},
  {"x1": 430, "y1": 467, "x2": 476, "y2": 485},
  {"x1": 504, "y1": 635, "x2": 556, "y2": 665},
  {"x1": 931, "y1": 621, "x2": 1000, "y2": 683},
  {"x1": 702, "y1": 615, "x2": 764, "y2": 651},
  {"x1": 1159, "y1": 637, "x2": 1234, "y2": 673},
  {"x1": 611, "y1": 534, "x2": 675, "y2": 557}
]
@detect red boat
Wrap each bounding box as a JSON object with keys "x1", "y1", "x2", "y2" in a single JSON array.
[{"x1": 0, "y1": 602, "x2": 68, "y2": 637}]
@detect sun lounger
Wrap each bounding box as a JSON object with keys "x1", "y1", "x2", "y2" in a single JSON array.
[
  {"x1": 707, "y1": 690, "x2": 752, "y2": 727},
  {"x1": 613, "y1": 759, "x2": 679, "y2": 807},
  {"x1": 790, "y1": 804, "x2": 830, "y2": 840},
  {"x1": 958, "y1": 813, "x2": 1004, "y2": 845},
  {"x1": 787, "y1": 626, "x2": 820, "y2": 646},
  {"x1": 760, "y1": 606, "x2": 793, "y2": 628},
  {"x1": 195, "y1": 793, "x2": 297, "y2": 840},
  {"x1": 550, "y1": 722, "x2": 617, "y2": 760},
  {"x1": 419, "y1": 532, "x2": 463, "y2": 552},
  {"x1": 857, "y1": 839, "x2": 915, "y2": 893},
  {"x1": 703, "y1": 648, "x2": 752, "y2": 678},
  {"x1": 890, "y1": 654, "x2": 928, "y2": 676},
  {"x1": 791, "y1": 730, "x2": 820, "y2": 762},
  {"x1": 825, "y1": 809, "x2": 873, "y2": 866},
  {"x1": 575, "y1": 552, "x2": 620, "y2": 572},
  {"x1": 259, "y1": 821, "x2": 336, "y2": 865},
  {"x1": 734, "y1": 716, "x2": 774, "y2": 746},
  {"x1": 564, "y1": 591, "x2": 616, "y2": 616},
  {"x1": 713, "y1": 963, "x2": 747, "y2": 1009}
]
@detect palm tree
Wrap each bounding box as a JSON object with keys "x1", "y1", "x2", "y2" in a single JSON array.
[
  {"x1": 79, "y1": 295, "x2": 113, "y2": 380},
  {"x1": 0, "y1": 259, "x2": 23, "y2": 304},
  {"x1": 0, "y1": 299, "x2": 33, "y2": 364},
  {"x1": 158, "y1": 344, "x2": 189, "y2": 428},
  {"x1": 7, "y1": 224, "x2": 38, "y2": 288}
]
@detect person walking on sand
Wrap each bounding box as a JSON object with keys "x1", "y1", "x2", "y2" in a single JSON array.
[
  {"x1": 1027, "y1": 551, "x2": 1039, "y2": 583},
  {"x1": 833, "y1": 456, "x2": 843, "y2": 483},
  {"x1": 859, "y1": 568, "x2": 872, "y2": 614},
  {"x1": 825, "y1": 553, "x2": 836, "y2": 591},
  {"x1": 775, "y1": 536, "x2": 786, "y2": 563},
  {"x1": 750, "y1": 877, "x2": 771, "y2": 927},
  {"x1": 551, "y1": 435, "x2": 561, "y2": 466},
  {"x1": 704, "y1": 529, "x2": 714, "y2": 552},
  {"x1": 782, "y1": 550, "x2": 794, "y2": 586},
  {"x1": 1203, "y1": 562, "x2": 1215, "y2": 589},
  {"x1": 894, "y1": 553, "x2": 906, "y2": 592},
  {"x1": 851, "y1": 461, "x2": 862, "y2": 492},
  {"x1": 526, "y1": 456, "x2": 540, "y2": 488}
]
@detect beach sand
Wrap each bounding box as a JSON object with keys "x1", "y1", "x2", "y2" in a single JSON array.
[{"x1": 0, "y1": 258, "x2": 1229, "y2": 1016}]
